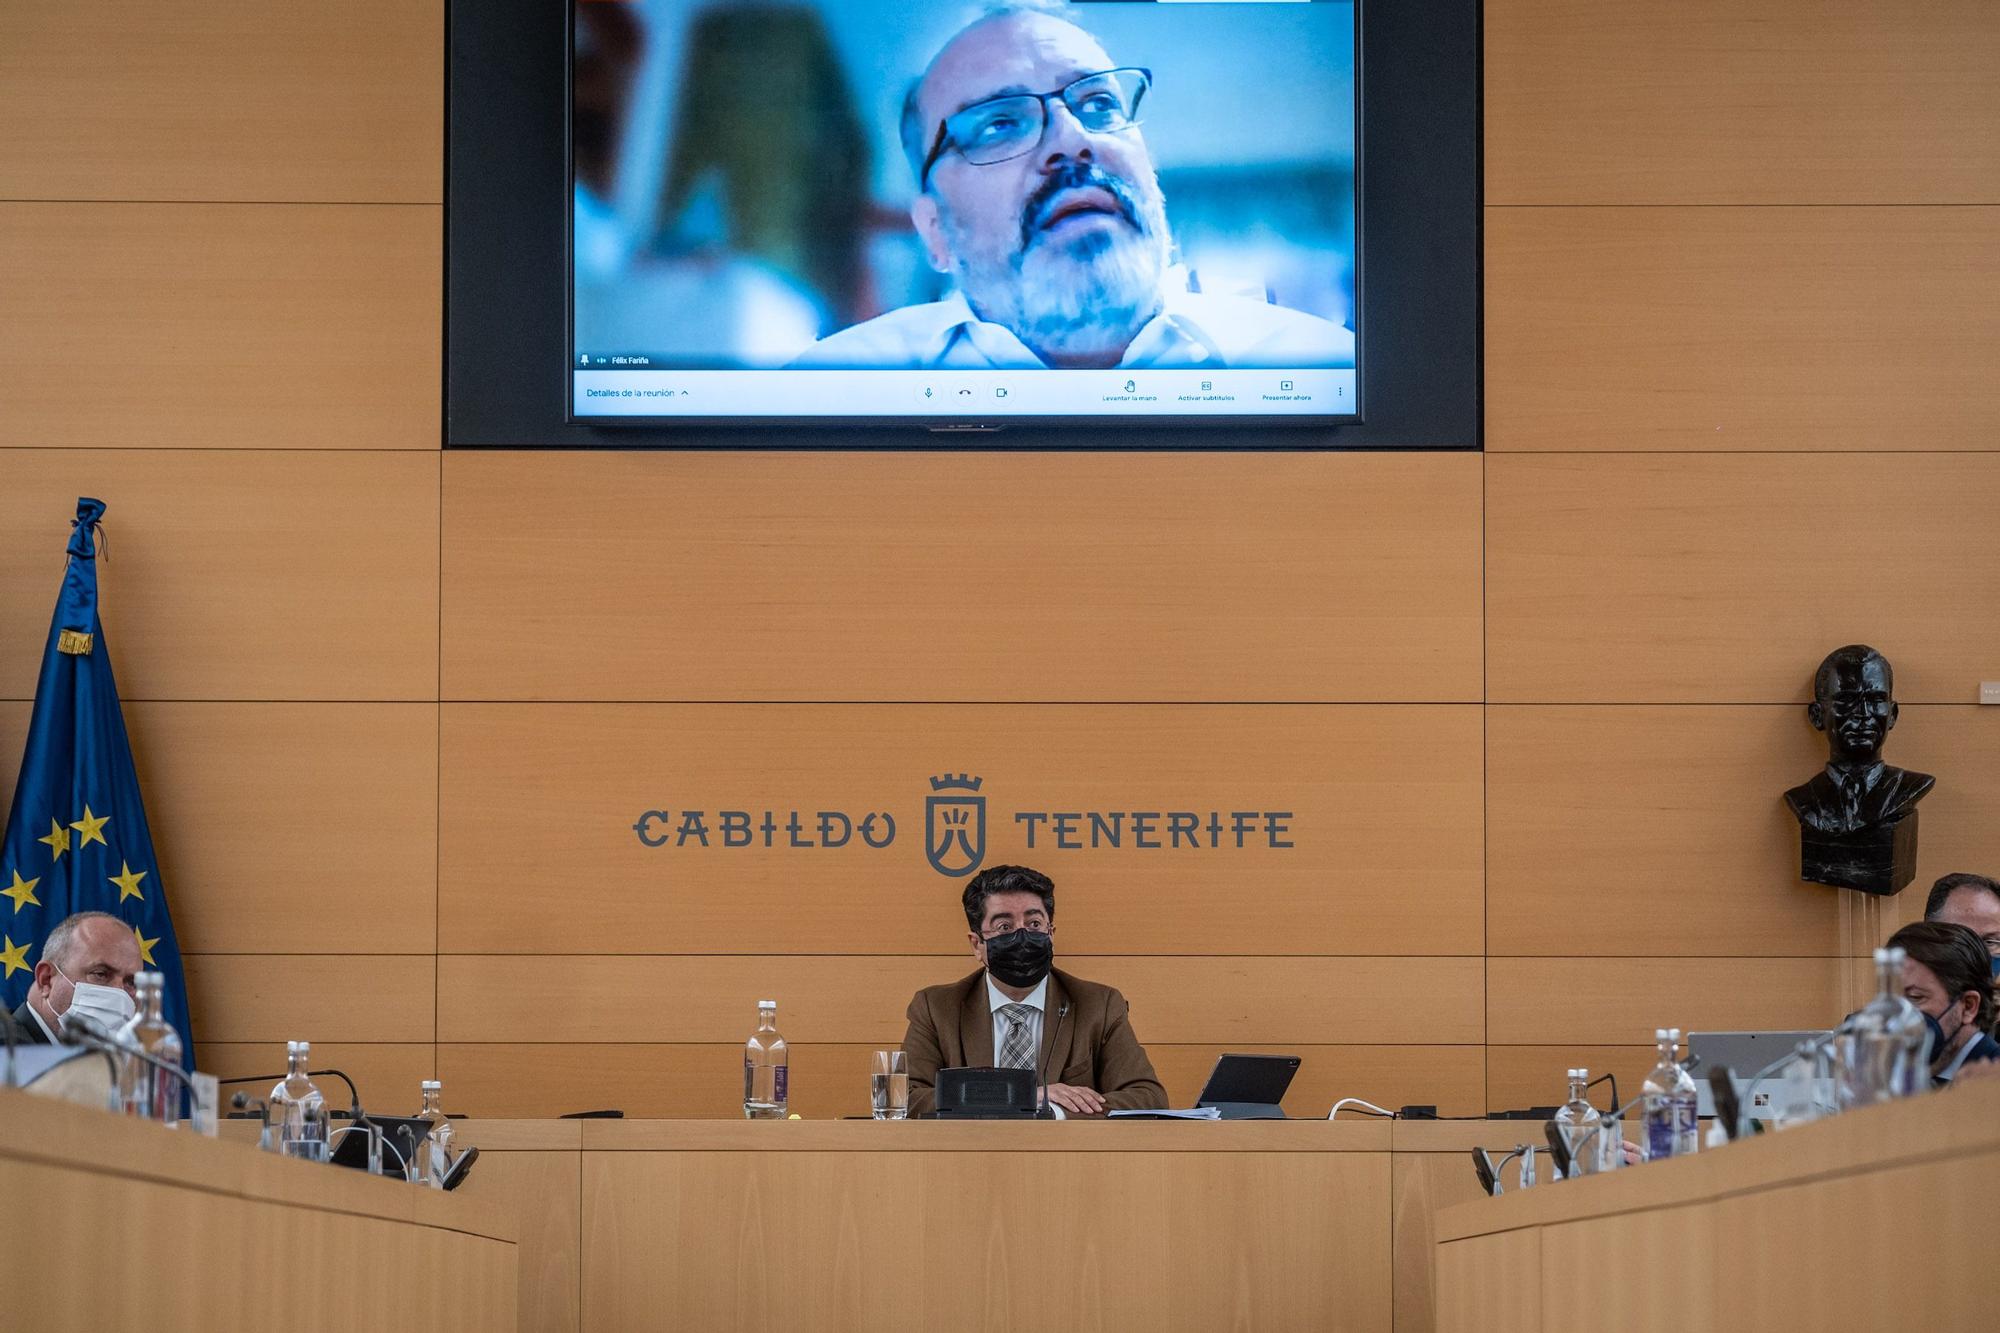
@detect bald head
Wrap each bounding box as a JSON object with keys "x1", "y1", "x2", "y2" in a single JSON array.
[
  {"x1": 1927, "y1": 873, "x2": 2000, "y2": 961},
  {"x1": 900, "y1": 3, "x2": 1091, "y2": 182},
  {"x1": 30, "y1": 911, "x2": 142, "y2": 1031}
]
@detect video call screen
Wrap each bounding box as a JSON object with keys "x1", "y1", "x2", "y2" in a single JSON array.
[{"x1": 571, "y1": 0, "x2": 1358, "y2": 422}]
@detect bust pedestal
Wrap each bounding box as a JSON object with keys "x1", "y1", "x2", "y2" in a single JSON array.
[{"x1": 1800, "y1": 811, "x2": 1919, "y2": 896}]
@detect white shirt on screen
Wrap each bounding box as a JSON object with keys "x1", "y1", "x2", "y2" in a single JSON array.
[
  {"x1": 985, "y1": 972, "x2": 1068, "y2": 1119},
  {"x1": 789, "y1": 286, "x2": 1354, "y2": 371}
]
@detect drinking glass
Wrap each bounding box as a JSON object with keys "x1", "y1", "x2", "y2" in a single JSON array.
[{"x1": 871, "y1": 1050, "x2": 908, "y2": 1120}]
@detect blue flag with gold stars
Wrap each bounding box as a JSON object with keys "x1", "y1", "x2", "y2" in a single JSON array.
[{"x1": 0, "y1": 498, "x2": 192, "y2": 1063}]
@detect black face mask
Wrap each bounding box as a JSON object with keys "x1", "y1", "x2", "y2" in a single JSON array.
[
  {"x1": 1924, "y1": 1007, "x2": 1965, "y2": 1064},
  {"x1": 984, "y1": 928, "x2": 1053, "y2": 988}
]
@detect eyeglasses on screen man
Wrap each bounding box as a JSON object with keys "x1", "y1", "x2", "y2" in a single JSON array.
[{"x1": 921, "y1": 67, "x2": 1153, "y2": 188}]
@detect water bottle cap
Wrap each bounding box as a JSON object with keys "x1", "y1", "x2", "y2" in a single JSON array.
[
  {"x1": 1654, "y1": 1028, "x2": 1667, "y2": 1040},
  {"x1": 758, "y1": 999, "x2": 777, "y2": 1008},
  {"x1": 421, "y1": 1080, "x2": 441, "y2": 1091}
]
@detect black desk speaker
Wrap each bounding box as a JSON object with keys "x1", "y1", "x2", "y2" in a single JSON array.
[{"x1": 933, "y1": 1066, "x2": 1043, "y2": 1119}]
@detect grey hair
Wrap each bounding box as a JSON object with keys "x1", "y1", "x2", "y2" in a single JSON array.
[
  {"x1": 41, "y1": 911, "x2": 126, "y2": 973},
  {"x1": 899, "y1": 0, "x2": 1082, "y2": 187}
]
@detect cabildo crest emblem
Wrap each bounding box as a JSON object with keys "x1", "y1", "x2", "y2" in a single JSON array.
[{"x1": 924, "y1": 774, "x2": 987, "y2": 879}]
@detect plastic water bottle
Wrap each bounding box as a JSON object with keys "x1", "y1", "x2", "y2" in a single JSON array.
[
  {"x1": 1887, "y1": 954, "x2": 1933, "y2": 1097},
  {"x1": 1552, "y1": 1068, "x2": 1602, "y2": 1175},
  {"x1": 115, "y1": 972, "x2": 153, "y2": 1117},
  {"x1": 1641, "y1": 1028, "x2": 1698, "y2": 1160},
  {"x1": 270, "y1": 1040, "x2": 329, "y2": 1162},
  {"x1": 1832, "y1": 944, "x2": 1896, "y2": 1096},
  {"x1": 1838, "y1": 947, "x2": 1927, "y2": 1107},
  {"x1": 411, "y1": 1079, "x2": 454, "y2": 1185},
  {"x1": 743, "y1": 1000, "x2": 788, "y2": 1119},
  {"x1": 119, "y1": 973, "x2": 182, "y2": 1123}
]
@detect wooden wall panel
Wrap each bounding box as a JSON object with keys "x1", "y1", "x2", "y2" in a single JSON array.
[
  {"x1": 1487, "y1": 706, "x2": 2000, "y2": 957},
  {"x1": 0, "y1": 0, "x2": 441, "y2": 203},
  {"x1": 1485, "y1": 207, "x2": 2000, "y2": 452},
  {"x1": 1485, "y1": 0, "x2": 2000, "y2": 204},
  {"x1": 5, "y1": 0, "x2": 1993, "y2": 1131},
  {"x1": 1485, "y1": 1047, "x2": 1655, "y2": 1118},
  {"x1": 437, "y1": 1042, "x2": 1487, "y2": 1121},
  {"x1": 195, "y1": 1042, "x2": 434, "y2": 1116},
  {"x1": 439, "y1": 451, "x2": 1484, "y2": 703},
  {"x1": 136, "y1": 704, "x2": 435, "y2": 952},
  {"x1": 0, "y1": 205, "x2": 440, "y2": 449},
  {"x1": 1487, "y1": 454, "x2": 2000, "y2": 704},
  {"x1": 1486, "y1": 957, "x2": 1864, "y2": 1048},
  {"x1": 184, "y1": 955, "x2": 434, "y2": 1043},
  {"x1": 438, "y1": 955, "x2": 1483, "y2": 1046},
  {"x1": 439, "y1": 702, "x2": 1482, "y2": 956},
  {"x1": 0, "y1": 450, "x2": 440, "y2": 700},
  {"x1": 0, "y1": 702, "x2": 437, "y2": 954}
]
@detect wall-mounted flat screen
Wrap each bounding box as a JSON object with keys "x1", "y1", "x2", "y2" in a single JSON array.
[{"x1": 571, "y1": 0, "x2": 1358, "y2": 425}]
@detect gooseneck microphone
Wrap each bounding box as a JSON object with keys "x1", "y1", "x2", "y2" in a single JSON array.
[
  {"x1": 0, "y1": 1005, "x2": 24, "y2": 1087},
  {"x1": 1036, "y1": 1001, "x2": 1071, "y2": 1119},
  {"x1": 215, "y1": 1067, "x2": 399, "y2": 1174}
]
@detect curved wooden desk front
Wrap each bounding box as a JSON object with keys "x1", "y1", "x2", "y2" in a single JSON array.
[
  {"x1": 0, "y1": 1088, "x2": 516, "y2": 1330},
  {"x1": 1433, "y1": 1077, "x2": 2000, "y2": 1332},
  {"x1": 450, "y1": 1116, "x2": 1529, "y2": 1333}
]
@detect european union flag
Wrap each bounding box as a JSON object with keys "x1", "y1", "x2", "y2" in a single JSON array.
[{"x1": 1, "y1": 499, "x2": 192, "y2": 1063}]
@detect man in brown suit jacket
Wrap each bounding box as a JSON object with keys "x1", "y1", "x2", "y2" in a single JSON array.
[{"x1": 903, "y1": 864, "x2": 1166, "y2": 1117}]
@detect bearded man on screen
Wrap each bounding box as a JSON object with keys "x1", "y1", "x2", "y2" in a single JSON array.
[{"x1": 791, "y1": 2, "x2": 1353, "y2": 371}]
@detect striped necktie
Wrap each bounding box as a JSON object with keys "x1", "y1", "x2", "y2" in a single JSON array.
[{"x1": 997, "y1": 1003, "x2": 1038, "y2": 1070}]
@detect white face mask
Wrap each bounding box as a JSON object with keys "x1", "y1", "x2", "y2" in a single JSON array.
[{"x1": 54, "y1": 963, "x2": 135, "y2": 1036}]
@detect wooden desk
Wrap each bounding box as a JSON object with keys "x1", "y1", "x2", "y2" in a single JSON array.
[
  {"x1": 0, "y1": 1088, "x2": 516, "y2": 1330},
  {"x1": 451, "y1": 1116, "x2": 1549, "y2": 1333},
  {"x1": 1433, "y1": 1078, "x2": 2000, "y2": 1332}
]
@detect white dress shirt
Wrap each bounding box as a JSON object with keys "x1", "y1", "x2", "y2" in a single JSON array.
[
  {"x1": 26, "y1": 1000, "x2": 61, "y2": 1044},
  {"x1": 790, "y1": 285, "x2": 1355, "y2": 371}
]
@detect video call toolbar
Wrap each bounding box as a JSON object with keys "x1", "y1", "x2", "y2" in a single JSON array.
[{"x1": 572, "y1": 368, "x2": 1357, "y2": 418}]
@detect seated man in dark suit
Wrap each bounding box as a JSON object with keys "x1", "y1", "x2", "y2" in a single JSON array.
[
  {"x1": 1886, "y1": 921, "x2": 2000, "y2": 1083},
  {"x1": 1924, "y1": 872, "x2": 2000, "y2": 973},
  {"x1": 9, "y1": 911, "x2": 141, "y2": 1044},
  {"x1": 902, "y1": 864, "x2": 1166, "y2": 1117}
]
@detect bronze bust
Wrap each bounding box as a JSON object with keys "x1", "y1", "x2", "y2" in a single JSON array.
[{"x1": 1785, "y1": 645, "x2": 1934, "y2": 894}]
